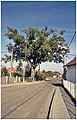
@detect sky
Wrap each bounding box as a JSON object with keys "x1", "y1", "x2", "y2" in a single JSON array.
[{"x1": 1, "y1": 1, "x2": 76, "y2": 74}]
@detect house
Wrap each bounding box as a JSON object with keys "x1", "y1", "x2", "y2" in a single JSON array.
[
  {"x1": 63, "y1": 57, "x2": 76, "y2": 98},
  {"x1": 53, "y1": 73, "x2": 58, "y2": 78},
  {"x1": 53, "y1": 71, "x2": 61, "y2": 78},
  {"x1": 8, "y1": 67, "x2": 15, "y2": 74},
  {"x1": 63, "y1": 57, "x2": 76, "y2": 84}
]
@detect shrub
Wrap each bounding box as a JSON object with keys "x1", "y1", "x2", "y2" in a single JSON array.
[
  {"x1": 39, "y1": 72, "x2": 46, "y2": 80},
  {"x1": 46, "y1": 71, "x2": 53, "y2": 77},
  {"x1": 12, "y1": 72, "x2": 23, "y2": 77},
  {"x1": 1, "y1": 67, "x2": 8, "y2": 77}
]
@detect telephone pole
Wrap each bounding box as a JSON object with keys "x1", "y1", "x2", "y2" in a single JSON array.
[
  {"x1": 10, "y1": 49, "x2": 13, "y2": 77},
  {"x1": 63, "y1": 54, "x2": 67, "y2": 66}
]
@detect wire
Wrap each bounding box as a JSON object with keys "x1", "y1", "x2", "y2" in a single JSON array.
[
  {"x1": 67, "y1": 53, "x2": 76, "y2": 56},
  {"x1": 67, "y1": 56, "x2": 71, "y2": 60},
  {"x1": 68, "y1": 32, "x2": 76, "y2": 47}
]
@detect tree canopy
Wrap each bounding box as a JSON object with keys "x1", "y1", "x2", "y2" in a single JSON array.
[
  {"x1": 2, "y1": 26, "x2": 70, "y2": 70},
  {"x1": 23, "y1": 26, "x2": 69, "y2": 68}
]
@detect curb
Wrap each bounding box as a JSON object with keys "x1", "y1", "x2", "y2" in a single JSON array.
[
  {"x1": 50, "y1": 87, "x2": 70, "y2": 119},
  {"x1": 1, "y1": 81, "x2": 45, "y2": 88}
]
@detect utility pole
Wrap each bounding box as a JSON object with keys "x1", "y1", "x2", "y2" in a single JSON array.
[
  {"x1": 23, "y1": 61, "x2": 25, "y2": 82},
  {"x1": 62, "y1": 50, "x2": 67, "y2": 66},
  {"x1": 10, "y1": 49, "x2": 13, "y2": 77},
  {"x1": 38, "y1": 64, "x2": 40, "y2": 75},
  {"x1": 63, "y1": 54, "x2": 67, "y2": 66}
]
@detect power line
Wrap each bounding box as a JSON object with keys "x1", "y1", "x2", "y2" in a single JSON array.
[
  {"x1": 50, "y1": 26, "x2": 76, "y2": 32},
  {"x1": 67, "y1": 56, "x2": 71, "y2": 60},
  {"x1": 69, "y1": 32, "x2": 76, "y2": 47},
  {"x1": 67, "y1": 53, "x2": 76, "y2": 56},
  {"x1": 1, "y1": 51, "x2": 8, "y2": 53}
]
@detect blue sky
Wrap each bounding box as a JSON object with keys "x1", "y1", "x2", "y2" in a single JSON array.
[{"x1": 1, "y1": 1, "x2": 76, "y2": 73}]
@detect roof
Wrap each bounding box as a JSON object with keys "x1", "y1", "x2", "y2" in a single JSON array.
[
  {"x1": 64, "y1": 57, "x2": 76, "y2": 67},
  {"x1": 53, "y1": 71, "x2": 60, "y2": 75},
  {"x1": 8, "y1": 67, "x2": 15, "y2": 70},
  {"x1": 8, "y1": 67, "x2": 15, "y2": 74},
  {"x1": 53, "y1": 74, "x2": 58, "y2": 76}
]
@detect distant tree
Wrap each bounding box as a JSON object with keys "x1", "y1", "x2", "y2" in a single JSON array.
[
  {"x1": 1, "y1": 27, "x2": 25, "y2": 77},
  {"x1": 42, "y1": 70, "x2": 46, "y2": 73},
  {"x1": 46, "y1": 71, "x2": 53, "y2": 77},
  {"x1": 5, "y1": 27, "x2": 25, "y2": 61},
  {"x1": 39, "y1": 71, "x2": 46, "y2": 80},
  {"x1": 1, "y1": 66, "x2": 8, "y2": 77}
]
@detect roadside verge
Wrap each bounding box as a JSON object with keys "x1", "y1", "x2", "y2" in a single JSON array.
[{"x1": 1, "y1": 81, "x2": 45, "y2": 88}]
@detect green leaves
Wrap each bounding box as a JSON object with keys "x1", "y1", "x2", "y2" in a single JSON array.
[
  {"x1": 60, "y1": 29, "x2": 65, "y2": 35},
  {"x1": 23, "y1": 26, "x2": 70, "y2": 65},
  {"x1": 1, "y1": 55, "x2": 11, "y2": 63},
  {"x1": 3, "y1": 26, "x2": 70, "y2": 68},
  {"x1": 1, "y1": 66, "x2": 8, "y2": 77},
  {"x1": 5, "y1": 27, "x2": 25, "y2": 45},
  {"x1": 16, "y1": 61, "x2": 23, "y2": 74}
]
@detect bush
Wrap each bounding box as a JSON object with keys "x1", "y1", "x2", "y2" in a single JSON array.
[
  {"x1": 1, "y1": 67, "x2": 8, "y2": 77},
  {"x1": 12, "y1": 72, "x2": 23, "y2": 77},
  {"x1": 39, "y1": 72, "x2": 46, "y2": 80},
  {"x1": 46, "y1": 71, "x2": 53, "y2": 77},
  {"x1": 20, "y1": 77, "x2": 23, "y2": 82}
]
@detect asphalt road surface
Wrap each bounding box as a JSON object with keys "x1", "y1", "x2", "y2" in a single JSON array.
[{"x1": 1, "y1": 79, "x2": 60, "y2": 119}]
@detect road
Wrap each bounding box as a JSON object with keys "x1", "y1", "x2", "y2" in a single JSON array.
[{"x1": 1, "y1": 79, "x2": 60, "y2": 119}]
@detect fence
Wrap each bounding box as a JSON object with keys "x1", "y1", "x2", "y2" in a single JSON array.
[
  {"x1": 1, "y1": 76, "x2": 16, "y2": 84},
  {"x1": 63, "y1": 80, "x2": 76, "y2": 99},
  {"x1": 1, "y1": 77, "x2": 6, "y2": 84},
  {"x1": 1, "y1": 76, "x2": 26, "y2": 84}
]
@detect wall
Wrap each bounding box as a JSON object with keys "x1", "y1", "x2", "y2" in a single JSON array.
[
  {"x1": 63, "y1": 80, "x2": 76, "y2": 99},
  {"x1": 67, "y1": 65, "x2": 76, "y2": 84},
  {"x1": 1, "y1": 77, "x2": 6, "y2": 84},
  {"x1": 1, "y1": 76, "x2": 15, "y2": 84}
]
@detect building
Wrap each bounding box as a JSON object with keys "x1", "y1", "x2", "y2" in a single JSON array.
[
  {"x1": 8, "y1": 67, "x2": 15, "y2": 74},
  {"x1": 63, "y1": 57, "x2": 76, "y2": 98},
  {"x1": 53, "y1": 71, "x2": 62, "y2": 78},
  {"x1": 63, "y1": 57, "x2": 76, "y2": 84}
]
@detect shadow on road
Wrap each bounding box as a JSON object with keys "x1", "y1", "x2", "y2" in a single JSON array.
[
  {"x1": 59, "y1": 87, "x2": 76, "y2": 119},
  {"x1": 46, "y1": 79, "x2": 63, "y2": 88},
  {"x1": 51, "y1": 83, "x2": 63, "y2": 87},
  {"x1": 46, "y1": 79, "x2": 76, "y2": 119}
]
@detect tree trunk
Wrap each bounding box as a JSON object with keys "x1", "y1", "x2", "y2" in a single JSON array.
[
  {"x1": 38, "y1": 64, "x2": 40, "y2": 74},
  {"x1": 31, "y1": 67, "x2": 36, "y2": 81},
  {"x1": 22, "y1": 61, "x2": 26, "y2": 82},
  {"x1": 10, "y1": 50, "x2": 13, "y2": 77}
]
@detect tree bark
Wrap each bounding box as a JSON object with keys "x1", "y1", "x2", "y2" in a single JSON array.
[
  {"x1": 10, "y1": 50, "x2": 13, "y2": 77},
  {"x1": 31, "y1": 67, "x2": 36, "y2": 81}
]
